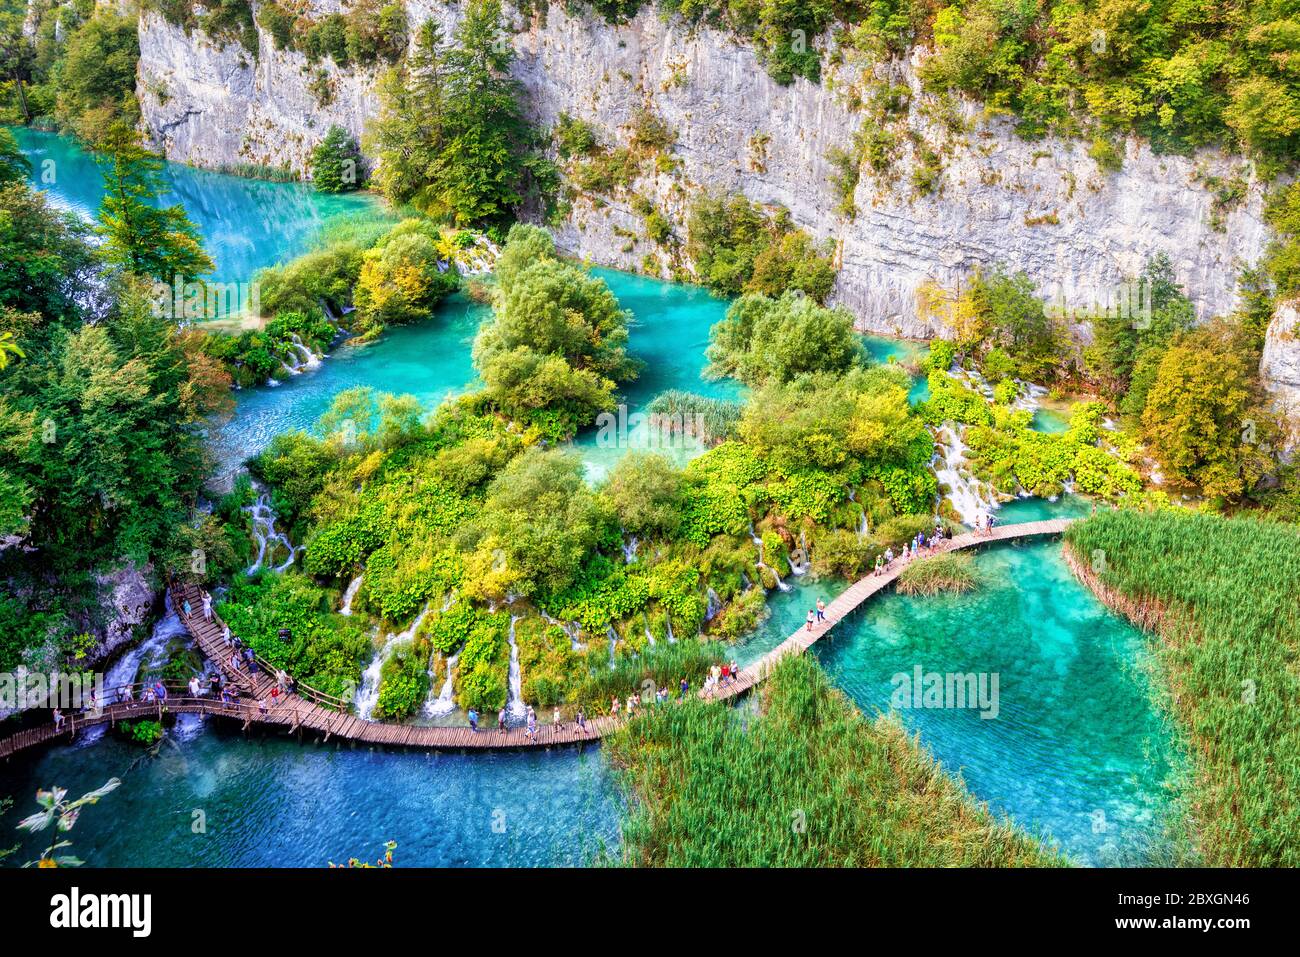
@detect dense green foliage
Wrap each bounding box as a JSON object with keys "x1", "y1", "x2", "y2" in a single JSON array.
[
  {"x1": 471, "y1": 224, "x2": 639, "y2": 438},
  {"x1": 3, "y1": 1, "x2": 139, "y2": 144},
  {"x1": 366, "y1": 1, "x2": 553, "y2": 230},
  {"x1": 706, "y1": 291, "x2": 864, "y2": 385},
  {"x1": 0, "y1": 177, "x2": 230, "y2": 671},
  {"x1": 606, "y1": 652, "x2": 1063, "y2": 866},
  {"x1": 1065, "y1": 509, "x2": 1300, "y2": 866},
  {"x1": 687, "y1": 193, "x2": 837, "y2": 301}
]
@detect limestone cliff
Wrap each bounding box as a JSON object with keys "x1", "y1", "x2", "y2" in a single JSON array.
[{"x1": 138, "y1": 3, "x2": 1268, "y2": 338}]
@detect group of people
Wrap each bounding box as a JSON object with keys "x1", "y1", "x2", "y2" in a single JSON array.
[
  {"x1": 873, "y1": 521, "x2": 952, "y2": 576},
  {"x1": 974, "y1": 512, "x2": 997, "y2": 536}
]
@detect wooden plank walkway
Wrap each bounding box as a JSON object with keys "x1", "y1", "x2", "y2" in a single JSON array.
[{"x1": 0, "y1": 519, "x2": 1071, "y2": 759}]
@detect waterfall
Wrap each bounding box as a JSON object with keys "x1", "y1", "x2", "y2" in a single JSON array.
[
  {"x1": 289, "y1": 334, "x2": 321, "y2": 371},
  {"x1": 664, "y1": 615, "x2": 676, "y2": 644},
  {"x1": 423, "y1": 653, "x2": 459, "y2": 718},
  {"x1": 642, "y1": 610, "x2": 656, "y2": 646},
  {"x1": 244, "y1": 491, "x2": 297, "y2": 575},
  {"x1": 506, "y1": 615, "x2": 527, "y2": 721},
  {"x1": 105, "y1": 594, "x2": 186, "y2": 703},
  {"x1": 931, "y1": 423, "x2": 1001, "y2": 527},
  {"x1": 858, "y1": 509, "x2": 870, "y2": 539},
  {"x1": 354, "y1": 603, "x2": 431, "y2": 720},
  {"x1": 622, "y1": 535, "x2": 639, "y2": 564},
  {"x1": 541, "y1": 609, "x2": 585, "y2": 650},
  {"x1": 605, "y1": 624, "x2": 619, "y2": 669},
  {"x1": 750, "y1": 525, "x2": 792, "y2": 592},
  {"x1": 339, "y1": 575, "x2": 363, "y2": 615}
]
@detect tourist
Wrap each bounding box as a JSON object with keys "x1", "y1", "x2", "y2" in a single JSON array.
[
  {"x1": 805, "y1": 609, "x2": 815, "y2": 632},
  {"x1": 468, "y1": 708, "x2": 479, "y2": 732},
  {"x1": 142, "y1": 685, "x2": 156, "y2": 703},
  {"x1": 552, "y1": 707, "x2": 561, "y2": 731},
  {"x1": 230, "y1": 652, "x2": 242, "y2": 674},
  {"x1": 626, "y1": 695, "x2": 636, "y2": 716},
  {"x1": 988, "y1": 513, "x2": 997, "y2": 535},
  {"x1": 526, "y1": 708, "x2": 537, "y2": 739},
  {"x1": 270, "y1": 685, "x2": 280, "y2": 707},
  {"x1": 201, "y1": 591, "x2": 213, "y2": 621},
  {"x1": 729, "y1": 660, "x2": 739, "y2": 686},
  {"x1": 188, "y1": 676, "x2": 201, "y2": 698},
  {"x1": 209, "y1": 674, "x2": 221, "y2": 698},
  {"x1": 154, "y1": 680, "x2": 168, "y2": 701},
  {"x1": 710, "y1": 662, "x2": 722, "y2": 687},
  {"x1": 815, "y1": 598, "x2": 826, "y2": 622},
  {"x1": 223, "y1": 624, "x2": 233, "y2": 647},
  {"x1": 497, "y1": 707, "x2": 507, "y2": 734},
  {"x1": 703, "y1": 674, "x2": 714, "y2": 699},
  {"x1": 276, "y1": 669, "x2": 288, "y2": 694},
  {"x1": 874, "y1": 554, "x2": 884, "y2": 576},
  {"x1": 258, "y1": 697, "x2": 268, "y2": 717},
  {"x1": 120, "y1": 683, "x2": 133, "y2": 703},
  {"x1": 678, "y1": 676, "x2": 689, "y2": 701},
  {"x1": 885, "y1": 547, "x2": 894, "y2": 565},
  {"x1": 53, "y1": 708, "x2": 64, "y2": 732},
  {"x1": 244, "y1": 647, "x2": 258, "y2": 675},
  {"x1": 85, "y1": 690, "x2": 98, "y2": 714},
  {"x1": 576, "y1": 709, "x2": 586, "y2": 731},
  {"x1": 182, "y1": 598, "x2": 192, "y2": 617}
]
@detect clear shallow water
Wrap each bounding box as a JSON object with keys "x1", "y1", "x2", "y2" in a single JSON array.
[
  {"x1": 12, "y1": 128, "x2": 383, "y2": 285},
  {"x1": 0, "y1": 727, "x2": 621, "y2": 867},
  {"x1": 734, "y1": 541, "x2": 1180, "y2": 866}
]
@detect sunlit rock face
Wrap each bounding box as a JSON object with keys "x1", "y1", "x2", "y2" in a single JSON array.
[
  {"x1": 138, "y1": 4, "x2": 1266, "y2": 337},
  {"x1": 1262, "y1": 300, "x2": 1300, "y2": 451}
]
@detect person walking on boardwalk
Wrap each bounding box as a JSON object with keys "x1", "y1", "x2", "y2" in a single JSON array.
[
  {"x1": 552, "y1": 707, "x2": 562, "y2": 731},
  {"x1": 468, "y1": 708, "x2": 479, "y2": 732},
  {"x1": 609, "y1": 695, "x2": 620, "y2": 717},
  {"x1": 188, "y1": 676, "x2": 201, "y2": 698},
  {"x1": 806, "y1": 609, "x2": 815, "y2": 632},
  {"x1": 201, "y1": 591, "x2": 213, "y2": 621},
  {"x1": 874, "y1": 553, "x2": 884, "y2": 576},
  {"x1": 258, "y1": 697, "x2": 268, "y2": 718},
  {"x1": 223, "y1": 623, "x2": 233, "y2": 648},
  {"x1": 497, "y1": 707, "x2": 507, "y2": 734},
  {"x1": 53, "y1": 708, "x2": 65, "y2": 732},
  {"x1": 576, "y1": 708, "x2": 586, "y2": 731},
  {"x1": 526, "y1": 707, "x2": 537, "y2": 739},
  {"x1": 815, "y1": 598, "x2": 826, "y2": 622},
  {"x1": 729, "y1": 660, "x2": 739, "y2": 686}
]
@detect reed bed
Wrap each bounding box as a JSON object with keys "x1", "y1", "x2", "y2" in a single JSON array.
[
  {"x1": 1064, "y1": 509, "x2": 1300, "y2": 867},
  {"x1": 605, "y1": 654, "x2": 1064, "y2": 867},
  {"x1": 896, "y1": 553, "x2": 980, "y2": 596}
]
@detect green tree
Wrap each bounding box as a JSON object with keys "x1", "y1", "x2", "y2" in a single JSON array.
[
  {"x1": 601, "y1": 451, "x2": 685, "y2": 539},
  {"x1": 0, "y1": 127, "x2": 30, "y2": 184},
  {"x1": 52, "y1": 9, "x2": 139, "y2": 144},
  {"x1": 310, "y1": 124, "x2": 364, "y2": 193},
  {"x1": 95, "y1": 124, "x2": 213, "y2": 282},
  {"x1": 705, "y1": 291, "x2": 864, "y2": 386},
  {"x1": 0, "y1": 6, "x2": 35, "y2": 121}
]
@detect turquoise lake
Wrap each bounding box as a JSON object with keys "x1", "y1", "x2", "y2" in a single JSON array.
[{"x1": 2, "y1": 132, "x2": 1176, "y2": 868}]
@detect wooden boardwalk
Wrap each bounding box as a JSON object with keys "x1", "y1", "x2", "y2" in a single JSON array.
[{"x1": 0, "y1": 519, "x2": 1071, "y2": 759}]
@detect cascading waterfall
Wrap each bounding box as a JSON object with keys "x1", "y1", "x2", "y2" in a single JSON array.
[
  {"x1": 858, "y1": 509, "x2": 870, "y2": 539},
  {"x1": 540, "y1": 609, "x2": 585, "y2": 650},
  {"x1": 506, "y1": 615, "x2": 527, "y2": 721},
  {"x1": 354, "y1": 603, "x2": 431, "y2": 720},
  {"x1": 750, "y1": 525, "x2": 791, "y2": 592},
  {"x1": 642, "y1": 610, "x2": 656, "y2": 646},
  {"x1": 423, "y1": 653, "x2": 459, "y2": 718},
  {"x1": 622, "y1": 535, "x2": 639, "y2": 564},
  {"x1": 931, "y1": 424, "x2": 1001, "y2": 527},
  {"x1": 664, "y1": 615, "x2": 676, "y2": 644},
  {"x1": 605, "y1": 624, "x2": 619, "y2": 669},
  {"x1": 244, "y1": 491, "x2": 297, "y2": 575},
  {"x1": 339, "y1": 574, "x2": 363, "y2": 615}
]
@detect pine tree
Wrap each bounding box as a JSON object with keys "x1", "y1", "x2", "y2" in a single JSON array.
[
  {"x1": 310, "y1": 124, "x2": 364, "y2": 193},
  {"x1": 94, "y1": 124, "x2": 213, "y2": 283}
]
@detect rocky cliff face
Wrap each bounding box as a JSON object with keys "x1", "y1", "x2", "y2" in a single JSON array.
[
  {"x1": 138, "y1": 3, "x2": 1268, "y2": 338},
  {"x1": 1261, "y1": 300, "x2": 1300, "y2": 449}
]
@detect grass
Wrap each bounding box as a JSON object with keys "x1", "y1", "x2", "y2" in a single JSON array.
[
  {"x1": 604, "y1": 653, "x2": 1064, "y2": 867},
  {"x1": 896, "y1": 552, "x2": 980, "y2": 596},
  {"x1": 1064, "y1": 508, "x2": 1300, "y2": 866}
]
